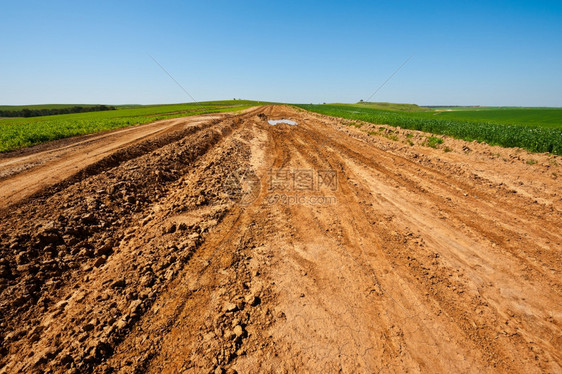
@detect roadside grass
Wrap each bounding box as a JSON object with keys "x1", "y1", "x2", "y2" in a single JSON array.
[
  {"x1": 344, "y1": 121, "x2": 362, "y2": 128},
  {"x1": 295, "y1": 104, "x2": 562, "y2": 155},
  {"x1": 0, "y1": 100, "x2": 262, "y2": 152},
  {"x1": 425, "y1": 136, "x2": 444, "y2": 148}
]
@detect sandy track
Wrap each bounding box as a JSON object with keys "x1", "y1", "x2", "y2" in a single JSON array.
[{"x1": 0, "y1": 106, "x2": 560, "y2": 373}]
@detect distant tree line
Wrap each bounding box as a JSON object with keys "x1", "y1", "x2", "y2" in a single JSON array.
[{"x1": 0, "y1": 105, "x2": 116, "y2": 118}]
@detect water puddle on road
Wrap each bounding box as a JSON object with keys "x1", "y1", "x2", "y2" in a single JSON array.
[{"x1": 268, "y1": 119, "x2": 298, "y2": 126}]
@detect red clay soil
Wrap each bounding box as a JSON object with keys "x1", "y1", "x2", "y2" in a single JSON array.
[{"x1": 0, "y1": 105, "x2": 560, "y2": 373}]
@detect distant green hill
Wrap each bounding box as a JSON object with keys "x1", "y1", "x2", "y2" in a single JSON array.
[{"x1": 351, "y1": 101, "x2": 431, "y2": 112}]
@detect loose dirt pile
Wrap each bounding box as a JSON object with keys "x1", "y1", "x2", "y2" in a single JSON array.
[{"x1": 0, "y1": 106, "x2": 560, "y2": 373}]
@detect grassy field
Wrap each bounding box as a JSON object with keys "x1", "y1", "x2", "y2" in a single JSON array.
[
  {"x1": 296, "y1": 103, "x2": 562, "y2": 155},
  {"x1": 422, "y1": 107, "x2": 562, "y2": 128},
  {"x1": 0, "y1": 100, "x2": 261, "y2": 152},
  {"x1": 349, "y1": 103, "x2": 562, "y2": 128}
]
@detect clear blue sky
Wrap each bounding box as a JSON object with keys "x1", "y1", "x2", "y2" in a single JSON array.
[{"x1": 1, "y1": 0, "x2": 561, "y2": 106}]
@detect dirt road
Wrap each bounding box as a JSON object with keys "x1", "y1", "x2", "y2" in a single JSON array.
[
  {"x1": 0, "y1": 106, "x2": 560, "y2": 373},
  {"x1": 0, "y1": 109, "x2": 258, "y2": 208}
]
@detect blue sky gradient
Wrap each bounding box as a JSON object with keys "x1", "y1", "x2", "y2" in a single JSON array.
[{"x1": 1, "y1": 0, "x2": 561, "y2": 106}]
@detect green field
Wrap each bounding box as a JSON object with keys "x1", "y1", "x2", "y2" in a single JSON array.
[
  {"x1": 0, "y1": 101, "x2": 262, "y2": 152},
  {"x1": 422, "y1": 107, "x2": 562, "y2": 128},
  {"x1": 348, "y1": 103, "x2": 562, "y2": 128},
  {"x1": 296, "y1": 103, "x2": 562, "y2": 155}
]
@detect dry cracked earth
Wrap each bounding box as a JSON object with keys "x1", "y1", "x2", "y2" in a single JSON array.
[{"x1": 0, "y1": 105, "x2": 560, "y2": 373}]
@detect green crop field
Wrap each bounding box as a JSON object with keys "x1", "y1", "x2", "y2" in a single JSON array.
[
  {"x1": 0, "y1": 100, "x2": 263, "y2": 152},
  {"x1": 422, "y1": 107, "x2": 562, "y2": 128},
  {"x1": 296, "y1": 103, "x2": 562, "y2": 155}
]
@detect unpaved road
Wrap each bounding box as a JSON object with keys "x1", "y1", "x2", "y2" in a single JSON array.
[
  {"x1": 0, "y1": 106, "x2": 560, "y2": 373},
  {"x1": 0, "y1": 108, "x2": 257, "y2": 208}
]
